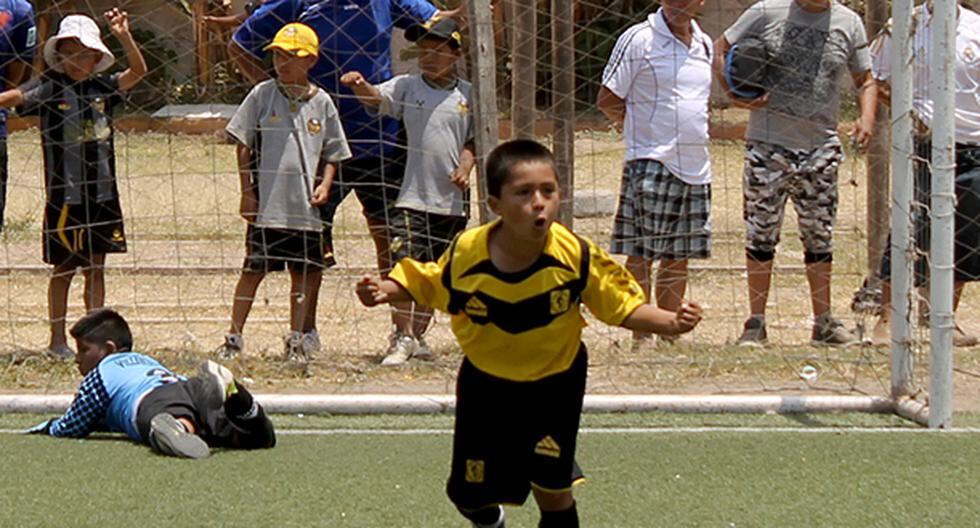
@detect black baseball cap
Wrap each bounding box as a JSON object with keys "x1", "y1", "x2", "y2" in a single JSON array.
[{"x1": 405, "y1": 17, "x2": 463, "y2": 49}]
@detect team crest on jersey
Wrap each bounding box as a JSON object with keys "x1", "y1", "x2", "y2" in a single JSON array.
[
  {"x1": 91, "y1": 97, "x2": 105, "y2": 114},
  {"x1": 465, "y1": 459, "x2": 485, "y2": 483},
  {"x1": 307, "y1": 118, "x2": 322, "y2": 134},
  {"x1": 112, "y1": 229, "x2": 124, "y2": 242},
  {"x1": 534, "y1": 435, "x2": 561, "y2": 458},
  {"x1": 457, "y1": 100, "x2": 469, "y2": 116},
  {"x1": 550, "y1": 289, "x2": 570, "y2": 315},
  {"x1": 965, "y1": 45, "x2": 977, "y2": 62},
  {"x1": 464, "y1": 296, "x2": 487, "y2": 317}
]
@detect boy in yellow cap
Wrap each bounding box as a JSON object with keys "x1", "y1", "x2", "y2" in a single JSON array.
[{"x1": 220, "y1": 22, "x2": 351, "y2": 361}]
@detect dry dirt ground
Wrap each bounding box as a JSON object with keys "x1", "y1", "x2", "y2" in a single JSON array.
[{"x1": 0, "y1": 129, "x2": 976, "y2": 412}]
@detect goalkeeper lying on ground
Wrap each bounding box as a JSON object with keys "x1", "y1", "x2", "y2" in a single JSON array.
[{"x1": 25, "y1": 308, "x2": 275, "y2": 459}]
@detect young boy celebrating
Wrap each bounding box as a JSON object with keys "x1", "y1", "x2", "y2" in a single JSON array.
[
  {"x1": 25, "y1": 308, "x2": 275, "y2": 459},
  {"x1": 341, "y1": 17, "x2": 475, "y2": 366},
  {"x1": 0, "y1": 10, "x2": 146, "y2": 359},
  {"x1": 357, "y1": 140, "x2": 702, "y2": 527},
  {"x1": 219, "y1": 22, "x2": 351, "y2": 361}
]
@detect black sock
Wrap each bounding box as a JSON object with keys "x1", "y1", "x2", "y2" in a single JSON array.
[
  {"x1": 539, "y1": 502, "x2": 578, "y2": 528},
  {"x1": 459, "y1": 505, "x2": 504, "y2": 527}
]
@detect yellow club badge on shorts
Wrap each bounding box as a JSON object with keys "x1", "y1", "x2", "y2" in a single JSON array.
[
  {"x1": 307, "y1": 118, "x2": 322, "y2": 134},
  {"x1": 465, "y1": 459, "x2": 485, "y2": 483},
  {"x1": 111, "y1": 229, "x2": 124, "y2": 242}
]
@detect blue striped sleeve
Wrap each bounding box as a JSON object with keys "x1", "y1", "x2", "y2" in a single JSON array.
[{"x1": 48, "y1": 369, "x2": 111, "y2": 438}]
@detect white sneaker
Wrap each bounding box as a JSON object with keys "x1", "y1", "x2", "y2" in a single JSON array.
[
  {"x1": 300, "y1": 330, "x2": 321, "y2": 360},
  {"x1": 284, "y1": 331, "x2": 305, "y2": 362},
  {"x1": 414, "y1": 336, "x2": 433, "y2": 361},
  {"x1": 198, "y1": 360, "x2": 235, "y2": 409},
  {"x1": 381, "y1": 331, "x2": 417, "y2": 366},
  {"x1": 214, "y1": 333, "x2": 243, "y2": 359}
]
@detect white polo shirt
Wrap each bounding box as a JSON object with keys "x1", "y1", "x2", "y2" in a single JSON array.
[
  {"x1": 871, "y1": 5, "x2": 980, "y2": 145},
  {"x1": 601, "y1": 8, "x2": 713, "y2": 185}
]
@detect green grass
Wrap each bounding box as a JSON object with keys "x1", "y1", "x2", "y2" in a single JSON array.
[{"x1": 2, "y1": 413, "x2": 978, "y2": 527}]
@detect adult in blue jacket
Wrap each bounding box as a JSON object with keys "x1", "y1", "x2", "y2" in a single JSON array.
[{"x1": 0, "y1": 0, "x2": 36, "y2": 231}]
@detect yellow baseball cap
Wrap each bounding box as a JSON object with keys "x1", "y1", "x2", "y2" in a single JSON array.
[{"x1": 264, "y1": 23, "x2": 319, "y2": 57}]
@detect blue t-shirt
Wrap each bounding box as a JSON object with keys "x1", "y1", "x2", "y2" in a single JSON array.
[
  {"x1": 48, "y1": 352, "x2": 183, "y2": 442},
  {"x1": 233, "y1": 0, "x2": 438, "y2": 160},
  {"x1": 0, "y1": 0, "x2": 35, "y2": 138}
]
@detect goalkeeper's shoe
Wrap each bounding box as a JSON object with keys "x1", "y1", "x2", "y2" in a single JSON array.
[
  {"x1": 148, "y1": 413, "x2": 209, "y2": 459},
  {"x1": 198, "y1": 359, "x2": 236, "y2": 410}
]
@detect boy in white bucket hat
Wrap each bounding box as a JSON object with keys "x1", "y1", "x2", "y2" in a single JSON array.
[{"x1": 0, "y1": 9, "x2": 146, "y2": 360}]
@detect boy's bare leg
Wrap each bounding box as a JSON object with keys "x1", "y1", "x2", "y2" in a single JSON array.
[
  {"x1": 746, "y1": 257, "x2": 773, "y2": 317},
  {"x1": 625, "y1": 256, "x2": 652, "y2": 343},
  {"x1": 303, "y1": 274, "x2": 319, "y2": 333},
  {"x1": 289, "y1": 268, "x2": 322, "y2": 333},
  {"x1": 393, "y1": 301, "x2": 415, "y2": 336},
  {"x1": 229, "y1": 270, "x2": 265, "y2": 334},
  {"x1": 366, "y1": 216, "x2": 398, "y2": 331},
  {"x1": 81, "y1": 254, "x2": 107, "y2": 311},
  {"x1": 805, "y1": 260, "x2": 832, "y2": 318},
  {"x1": 48, "y1": 263, "x2": 77, "y2": 350},
  {"x1": 655, "y1": 259, "x2": 688, "y2": 312},
  {"x1": 411, "y1": 305, "x2": 434, "y2": 338}
]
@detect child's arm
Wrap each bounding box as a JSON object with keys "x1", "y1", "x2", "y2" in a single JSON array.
[
  {"x1": 106, "y1": 8, "x2": 148, "y2": 92},
  {"x1": 356, "y1": 274, "x2": 414, "y2": 306},
  {"x1": 0, "y1": 87, "x2": 24, "y2": 109},
  {"x1": 339, "y1": 71, "x2": 382, "y2": 108},
  {"x1": 450, "y1": 141, "x2": 476, "y2": 191},
  {"x1": 204, "y1": 13, "x2": 249, "y2": 29},
  {"x1": 310, "y1": 161, "x2": 337, "y2": 206},
  {"x1": 620, "y1": 301, "x2": 703, "y2": 336},
  {"x1": 25, "y1": 372, "x2": 111, "y2": 438},
  {"x1": 237, "y1": 143, "x2": 257, "y2": 221}
]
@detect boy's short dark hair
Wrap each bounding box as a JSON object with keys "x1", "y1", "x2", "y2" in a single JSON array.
[
  {"x1": 485, "y1": 139, "x2": 557, "y2": 198},
  {"x1": 69, "y1": 308, "x2": 133, "y2": 352}
]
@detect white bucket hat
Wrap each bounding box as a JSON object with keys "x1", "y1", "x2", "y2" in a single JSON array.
[{"x1": 43, "y1": 15, "x2": 115, "y2": 74}]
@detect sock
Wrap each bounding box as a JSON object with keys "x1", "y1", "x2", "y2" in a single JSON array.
[
  {"x1": 460, "y1": 505, "x2": 504, "y2": 528},
  {"x1": 539, "y1": 502, "x2": 578, "y2": 528}
]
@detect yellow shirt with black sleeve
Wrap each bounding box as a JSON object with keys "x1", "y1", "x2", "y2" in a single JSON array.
[{"x1": 389, "y1": 221, "x2": 647, "y2": 381}]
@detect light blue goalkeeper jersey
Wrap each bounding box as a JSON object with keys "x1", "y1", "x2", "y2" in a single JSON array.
[{"x1": 48, "y1": 352, "x2": 183, "y2": 441}]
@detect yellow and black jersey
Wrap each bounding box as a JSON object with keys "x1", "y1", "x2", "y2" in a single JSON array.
[{"x1": 389, "y1": 221, "x2": 646, "y2": 381}]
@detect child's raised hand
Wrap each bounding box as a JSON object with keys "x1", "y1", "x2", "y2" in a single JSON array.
[
  {"x1": 673, "y1": 301, "x2": 703, "y2": 334},
  {"x1": 340, "y1": 71, "x2": 366, "y2": 88},
  {"x1": 105, "y1": 8, "x2": 130, "y2": 37},
  {"x1": 356, "y1": 274, "x2": 387, "y2": 307}
]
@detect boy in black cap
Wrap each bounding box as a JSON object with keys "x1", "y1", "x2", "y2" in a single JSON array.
[{"x1": 342, "y1": 17, "x2": 475, "y2": 365}]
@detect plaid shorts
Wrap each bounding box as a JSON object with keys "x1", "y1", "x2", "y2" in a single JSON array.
[
  {"x1": 610, "y1": 159, "x2": 711, "y2": 260},
  {"x1": 742, "y1": 140, "x2": 843, "y2": 254}
]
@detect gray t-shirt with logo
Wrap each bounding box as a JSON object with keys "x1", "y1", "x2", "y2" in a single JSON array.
[
  {"x1": 226, "y1": 79, "x2": 351, "y2": 231},
  {"x1": 725, "y1": 0, "x2": 871, "y2": 150},
  {"x1": 376, "y1": 74, "x2": 474, "y2": 217}
]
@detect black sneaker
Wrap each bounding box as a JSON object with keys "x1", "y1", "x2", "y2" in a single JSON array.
[
  {"x1": 148, "y1": 413, "x2": 210, "y2": 459},
  {"x1": 810, "y1": 314, "x2": 859, "y2": 347},
  {"x1": 736, "y1": 316, "x2": 767, "y2": 347}
]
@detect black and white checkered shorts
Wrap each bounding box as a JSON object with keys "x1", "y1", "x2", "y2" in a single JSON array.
[{"x1": 610, "y1": 159, "x2": 712, "y2": 260}]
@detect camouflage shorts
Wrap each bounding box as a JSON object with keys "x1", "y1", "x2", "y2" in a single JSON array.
[{"x1": 742, "y1": 140, "x2": 843, "y2": 254}]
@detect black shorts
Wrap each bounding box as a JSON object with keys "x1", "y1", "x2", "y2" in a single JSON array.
[
  {"x1": 879, "y1": 141, "x2": 980, "y2": 283},
  {"x1": 43, "y1": 199, "x2": 126, "y2": 266},
  {"x1": 0, "y1": 139, "x2": 8, "y2": 232},
  {"x1": 320, "y1": 151, "x2": 407, "y2": 226},
  {"x1": 244, "y1": 226, "x2": 325, "y2": 272},
  {"x1": 135, "y1": 379, "x2": 274, "y2": 449},
  {"x1": 389, "y1": 208, "x2": 468, "y2": 263},
  {"x1": 446, "y1": 346, "x2": 588, "y2": 510}
]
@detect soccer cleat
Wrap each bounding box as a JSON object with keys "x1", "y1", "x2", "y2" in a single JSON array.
[
  {"x1": 810, "y1": 314, "x2": 859, "y2": 347},
  {"x1": 214, "y1": 333, "x2": 243, "y2": 359},
  {"x1": 198, "y1": 359, "x2": 236, "y2": 409},
  {"x1": 736, "y1": 316, "x2": 767, "y2": 347},
  {"x1": 47, "y1": 344, "x2": 75, "y2": 360},
  {"x1": 300, "y1": 330, "x2": 321, "y2": 361},
  {"x1": 284, "y1": 331, "x2": 305, "y2": 363},
  {"x1": 381, "y1": 331, "x2": 417, "y2": 366},
  {"x1": 413, "y1": 336, "x2": 433, "y2": 361},
  {"x1": 148, "y1": 413, "x2": 210, "y2": 459}
]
